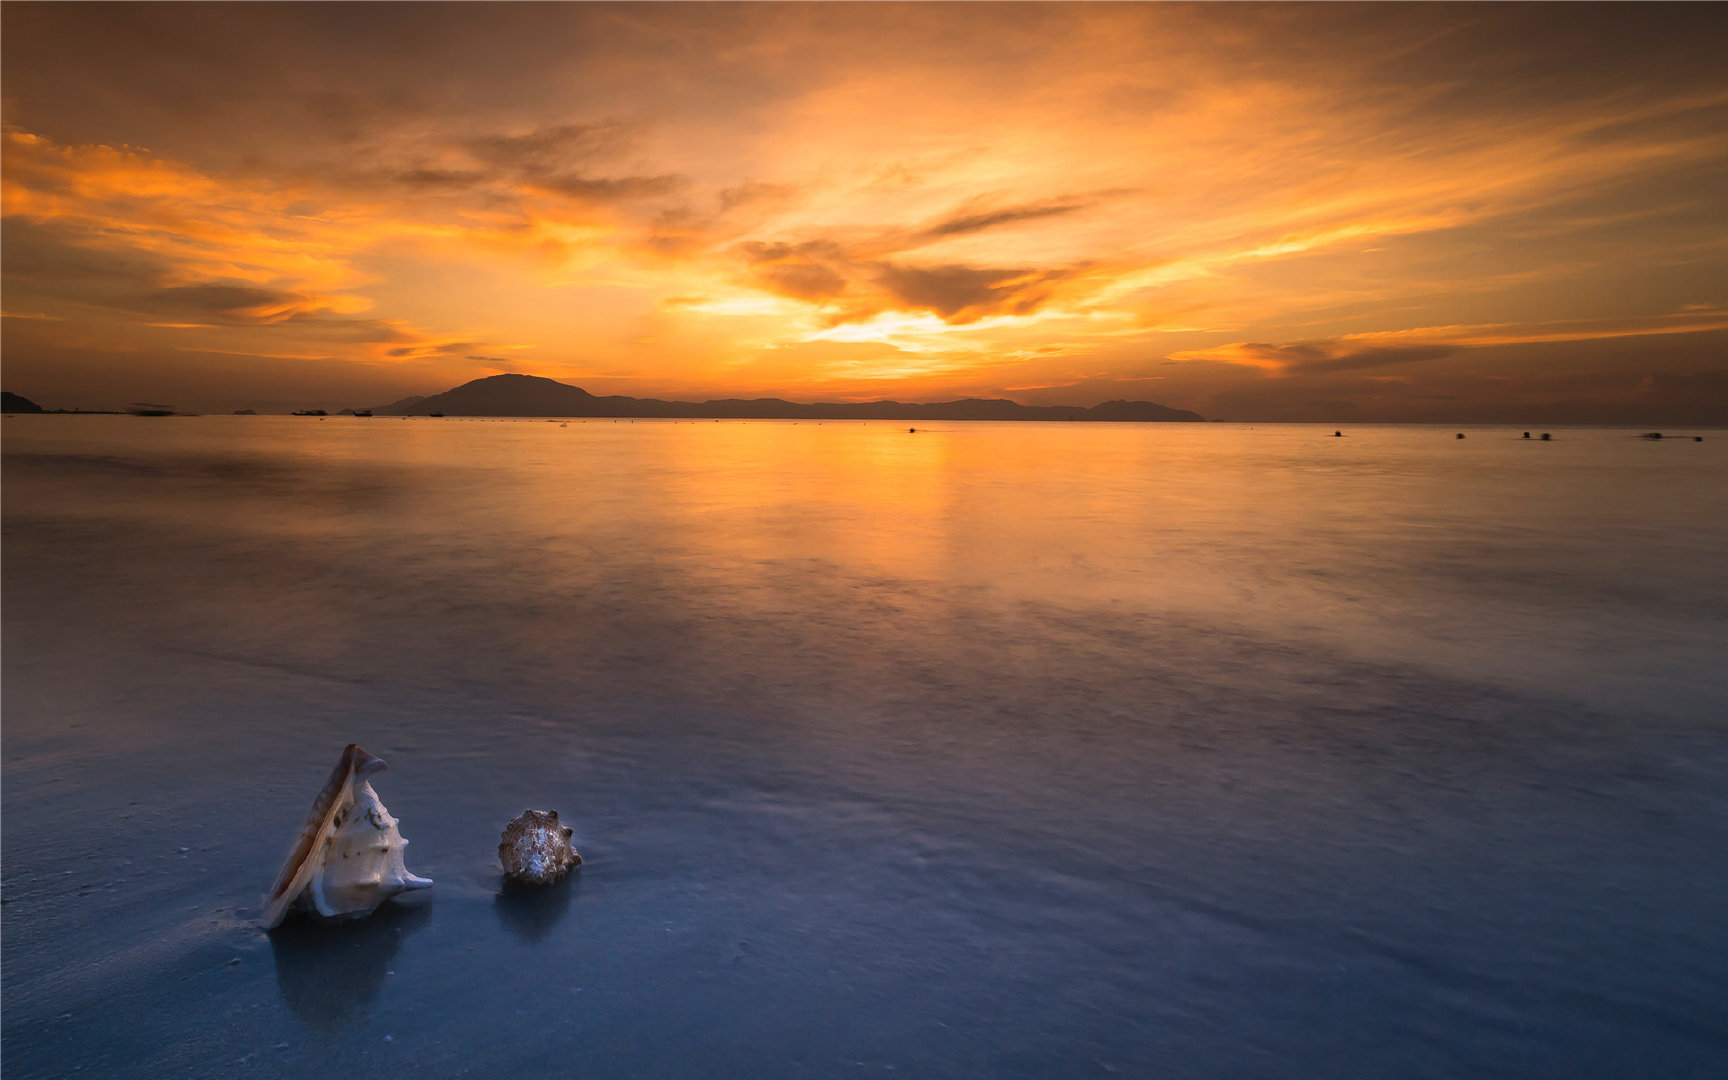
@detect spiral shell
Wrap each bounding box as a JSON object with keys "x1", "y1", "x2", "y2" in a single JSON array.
[
  {"x1": 498, "y1": 809, "x2": 581, "y2": 885},
  {"x1": 263, "y1": 744, "x2": 433, "y2": 928}
]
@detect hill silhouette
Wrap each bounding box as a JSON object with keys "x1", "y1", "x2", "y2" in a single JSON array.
[
  {"x1": 373, "y1": 394, "x2": 427, "y2": 414},
  {"x1": 2, "y1": 391, "x2": 45, "y2": 413},
  {"x1": 376, "y1": 374, "x2": 1204, "y2": 422}
]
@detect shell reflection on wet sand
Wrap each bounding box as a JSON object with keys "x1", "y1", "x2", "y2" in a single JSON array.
[
  {"x1": 270, "y1": 901, "x2": 433, "y2": 1031},
  {"x1": 262, "y1": 744, "x2": 433, "y2": 928}
]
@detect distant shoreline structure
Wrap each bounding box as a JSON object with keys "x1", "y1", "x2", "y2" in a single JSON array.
[
  {"x1": 363, "y1": 374, "x2": 1208, "y2": 422},
  {"x1": 8, "y1": 385, "x2": 1723, "y2": 426}
]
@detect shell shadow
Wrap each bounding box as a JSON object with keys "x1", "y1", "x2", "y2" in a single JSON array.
[
  {"x1": 268, "y1": 898, "x2": 433, "y2": 1032},
  {"x1": 493, "y1": 871, "x2": 580, "y2": 944}
]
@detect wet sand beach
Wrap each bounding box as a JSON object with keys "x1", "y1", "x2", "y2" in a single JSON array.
[{"x1": 4, "y1": 416, "x2": 1726, "y2": 1078}]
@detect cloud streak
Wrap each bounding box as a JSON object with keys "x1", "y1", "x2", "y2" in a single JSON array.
[{"x1": 1169, "y1": 314, "x2": 1728, "y2": 382}]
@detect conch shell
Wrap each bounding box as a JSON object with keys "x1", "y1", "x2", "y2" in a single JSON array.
[
  {"x1": 263, "y1": 744, "x2": 432, "y2": 928},
  {"x1": 498, "y1": 809, "x2": 581, "y2": 885}
]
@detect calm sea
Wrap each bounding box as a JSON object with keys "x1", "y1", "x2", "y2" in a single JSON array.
[{"x1": 4, "y1": 415, "x2": 1726, "y2": 1078}]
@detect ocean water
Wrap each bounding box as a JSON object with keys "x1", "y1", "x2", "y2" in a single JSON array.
[{"x1": 3, "y1": 415, "x2": 1725, "y2": 1078}]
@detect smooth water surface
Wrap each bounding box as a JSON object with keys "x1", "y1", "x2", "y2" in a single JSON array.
[{"x1": 4, "y1": 416, "x2": 1726, "y2": 1077}]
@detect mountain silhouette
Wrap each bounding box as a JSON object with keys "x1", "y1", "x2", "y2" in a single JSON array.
[
  {"x1": 375, "y1": 374, "x2": 1204, "y2": 422},
  {"x1": 372, "y1": 393, "x2": 427, "y2": 414},
  {"x1": 2, "y1": 391, "x2": 45, "y2": 413}
]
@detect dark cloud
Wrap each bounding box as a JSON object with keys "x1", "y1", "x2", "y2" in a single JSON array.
[
  {"x1": 462, "y1": 123, "x2": 629, "y2": 173},
  {"x1": 393, "y1": 168, "x2": 488, "y2": 189},
  {"x1": 0, "y1": 219, "x2": 169, "y2": 287},
  {"x1": 642, "y1": 183, "x2": 802, "y2": 256},
  {"x1": 450, "y1": 122, "x2": 682, "y2": 203},
  {"x1": 1235, "y1": 341, "x2": 1459, "y2": 375},
  {"x1": 720, "y1": 188, "x2": 1111, "y2": 321},
  {"x1": 739, "y1": 240, "x2": 852, "y2": 301},
  {"x1": 136, "y1": 284, "x2": 330, "y2": 325},
  {"x1": 369, "y1": 122, "x2": 689, "y2": 205},
  {"x1": 0, "y1": 218, "x2": 419, "y2": 340},
  {"x1": 918, "y1": 199, "x2": 1088, "y2": 241},
  {"x1": 740, "y1": 240, "x2": 846, "y2": 264},
  {"x1": 386, "y1": 341, "x2": 475, "y2": 359},
  {"x1": 875, "y1": 263, "x2": 1072, "y2": 323},
  {"x1": 316, "y1": 320, "x2": 420, "y2": 345},
  {"x1": 530, "y1": 172, "x2": 685, "y2": 201},
  {"x1": 718, "y1": 181, "x2": 798, "y2": 213},
  {"x1": 1300, "y1": 345, "x2": 1457, "y2": 374},
  {"x1": 737, "y1": 237, "x2": 1078, "y2": 322},
  {"x1": 757, "y1": 262, "x2": 849, "y2": 302}
]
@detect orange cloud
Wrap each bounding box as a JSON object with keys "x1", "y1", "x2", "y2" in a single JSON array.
[{"x1": 1170, "y1": 314, "x2": 1728, "y2": 375}]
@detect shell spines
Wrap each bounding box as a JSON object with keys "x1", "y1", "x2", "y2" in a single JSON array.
[
  {"x1": 263, "y1": 746, "x2": 430, "y2": 928},
  {"x1": 498, "y1": 808, "x2": 582, "y2": 885}
]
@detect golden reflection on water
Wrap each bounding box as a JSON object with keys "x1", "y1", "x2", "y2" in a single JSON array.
[{"x1": 4, "y1": 415, "x2": 1723, "y2": 705}]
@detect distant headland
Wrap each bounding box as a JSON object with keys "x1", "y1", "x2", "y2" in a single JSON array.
[
  {"x1": 1, "y1": 391, "x2": 127, "y2": 415},
  {"x1": 368, "y1": 374, "x2": 1206, "y2": 422}
]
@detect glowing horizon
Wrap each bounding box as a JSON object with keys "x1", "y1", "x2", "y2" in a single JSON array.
[{"x1": 2, "y1": 3, "x2": 1724, "y2": 422}]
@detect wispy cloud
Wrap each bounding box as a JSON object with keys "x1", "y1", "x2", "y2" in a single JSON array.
[{"x1": 1170, "y1": 314, "x2": 1728, "y2": 375}]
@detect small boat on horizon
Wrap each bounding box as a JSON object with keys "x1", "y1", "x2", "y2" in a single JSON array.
[{"x1": 127, "y1": 402, "x2": 175, "y2": 417}]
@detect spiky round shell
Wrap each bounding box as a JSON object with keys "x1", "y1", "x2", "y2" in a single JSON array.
[
  {"x1": 498, "y1": 809, "x2": 581, "y2": 885},
  {"x1": 263, "y1": 744, "x2": 432, "y2": 928}
]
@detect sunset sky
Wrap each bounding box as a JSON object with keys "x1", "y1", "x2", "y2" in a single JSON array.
[{"x1": 3, "y1": 2, "x2": 1724, "y2": 420}]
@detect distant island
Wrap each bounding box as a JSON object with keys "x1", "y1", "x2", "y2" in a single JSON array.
[
  {"x1": 369, "y1": 374, "x2": 1205, "y2": 422},
  {"x1": 2, "y1": 391, "x2": 125, "y2": 415}
]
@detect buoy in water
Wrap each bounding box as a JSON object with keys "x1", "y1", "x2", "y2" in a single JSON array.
[
  {"x1": 1540, "y1": 433, "x2": 1551, "y2": 441},
  {"x1": 1333, "y1": 431, "x2": 1342, "y2": 437},
  {"x1": 1456, "y1": 432, "x2": 1465, "y2": 439},
  {"x1": 909, "y1": 427, "x2": 916, "y2": 433},
  {"x1": 1522, "y1": 432, "x2": 1531, "y2": 439}
]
